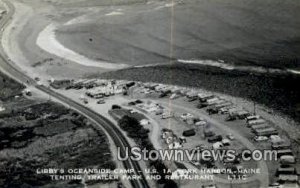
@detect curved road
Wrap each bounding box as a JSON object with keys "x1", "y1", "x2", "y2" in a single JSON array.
[{"x1": 0, "y1": 1, "x2": 149, "y2": 188}]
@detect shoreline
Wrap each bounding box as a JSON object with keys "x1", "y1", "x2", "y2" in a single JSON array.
[
  {"x1": 36, "y1": 23, "x2": 129, "y2": 70},
  {"x1": 3, "y1": 0, "x2": 300, "y2": 151}
]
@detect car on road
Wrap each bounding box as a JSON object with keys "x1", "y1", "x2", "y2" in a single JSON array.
[
  {"x1": 254, "y1": 136, "x2": 268, "y2": 142},
  {"x1": 37, "y1": 81, "x2": 43, "y2": 86},
  {"x1": 83, "y1": 99, "x2": 88, "y2": 104}
]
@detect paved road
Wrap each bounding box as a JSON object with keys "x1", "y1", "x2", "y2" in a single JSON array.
[{"x1": 0, "y1": 1, "x2": 149, "y2": 187}]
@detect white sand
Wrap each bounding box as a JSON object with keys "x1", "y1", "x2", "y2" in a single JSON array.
[
  {"x1": 36, "y1": 23, "x2": 129, "y2": 70},
  {"x1": 1, "y1": 1, "x2": 37, "y2": 78}
]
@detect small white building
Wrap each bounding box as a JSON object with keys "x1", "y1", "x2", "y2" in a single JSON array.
[{"x1": 140, "y1": 119, "x2": 150, "y2": 126}]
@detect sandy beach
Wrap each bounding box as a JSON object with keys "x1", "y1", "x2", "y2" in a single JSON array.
[
  {"x1": 36, "y1": 23, "x2": 129, "y2": 69},
  {"x1": 2, "y1": 0, "x2": 111, "y2": 81},
  {"x1": 2, "y1": 0, "x2": 299, "y2": 136}
]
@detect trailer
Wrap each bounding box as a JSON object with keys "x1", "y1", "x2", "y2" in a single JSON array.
[
  {"x1": 278, "y1": 174, "x2": 298, "y2": 183},
  {"x1": 186, "y1": 91, "x2": 198, "y2": 98},
  {"x1": 246, "y1": 115, "x2": 260, "y2": 122},
  {"x1": 207, "y1": 101, "x2": 232, "y2": 114},
  {"x1": 280, "y1": 155, "x2": 296, "y2": 165},
  {"x1": 247, "y1": 119, "x2": 266, "y2": 127},
  {"x1": 236, "y1": 110, "x2": 251, "y2": 119},
  {"x1": 276, "y1": 167, "x2": 296, "y2": 176},
  {"x1": 277, "y1": 149, "x2": 293, "y2": 158},
  {"x1": 272, "y1": 142, "x2": 291, "y2": 150},
  {"x1": 251, "y1": 124, "x2": 272, "y2": 131},
  {"x1": 198, "y1": 94, "x2": 215, "y2": 102},
  {"x1": 227, "y1": 109, "x2": 249, "y2": 120},
  {"x1": 254, "y1": 127, "x2": 278, "y2": 136},
  {"x1": 199, "y1": 98, "x2": 221, "y2": 108}
]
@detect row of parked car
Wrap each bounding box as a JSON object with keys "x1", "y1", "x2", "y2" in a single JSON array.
[{"x1": 138, "y1": 82, "x2": 298, "y2": 187}]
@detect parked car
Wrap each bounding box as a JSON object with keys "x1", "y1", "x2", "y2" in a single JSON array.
[
  {"x1": 112, "y1": 104, "x2": 121, "y2": 109},
  {"x1": 208, "y1": 135, "x2": 222, "y2": 143},
  {"x1": 97, "y1": 99, "x2": 105, "y2": 104},
  {"x1": 254, "y1": 136, "x2": 268, "y2": 142},
  {"x1": 182, "y1": 129, "x2": 196, "y2": 137}
]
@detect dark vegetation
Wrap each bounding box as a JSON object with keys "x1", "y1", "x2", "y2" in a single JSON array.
[
  {"x1": 0, "y1": 73, "x2": 24, "y2": 101},
  {"x1": 0, "y1": 73, "x2": 115, "y2": 187},
  {"x1": 101, "y1": 64, "x2": 300, "y2": 122},
  {"x1": 117, "y1": 115, "x2": 177, "y2": 188}
]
